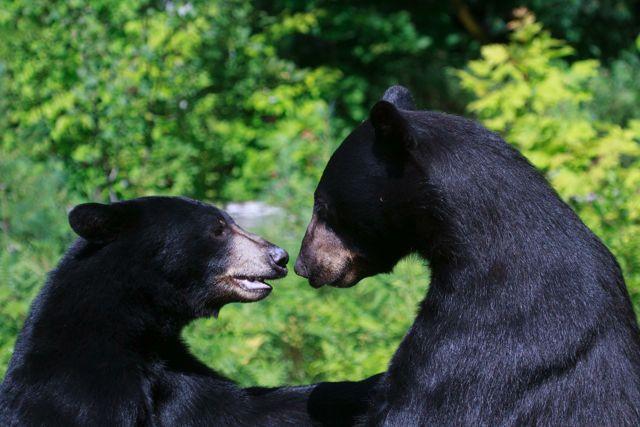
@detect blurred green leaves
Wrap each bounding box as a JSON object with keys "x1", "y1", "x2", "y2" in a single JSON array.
[
  {"x1": 0, "y1": 153, "x2": 76, "y2": 372},
  {"x1": 0, "y1": 0, "x2": 338, "y2": 202}
]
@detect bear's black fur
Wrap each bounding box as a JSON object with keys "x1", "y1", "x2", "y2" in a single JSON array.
[
  {"x1": 0, "y1": 196, "x2": 378, "y2": 426},
  {"x1": 296, "y1": 86, "x2": 640, "y2": 425}
]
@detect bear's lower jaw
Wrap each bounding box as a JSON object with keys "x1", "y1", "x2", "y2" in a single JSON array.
[
  {"x1": 308, "y1": 268, "x2": 363, "y2": 288},
  {"x1": 326, "y1": 275, "x2": 362, "y2": 288},
  {"x1": 327, "y1": 279, "x2": 360, "y2": 288},
  {"x1": 236, "y1": 278, "x2": 271, "y2": 291},
  {"x1": 228, "y1": 276, "x2": 273, "y2": 302}
]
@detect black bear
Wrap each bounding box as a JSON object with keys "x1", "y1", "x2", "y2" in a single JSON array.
[
  {"x1": 295, "y1": 86, "x2": 640, "y2": 425},
  {"x1": 0, "y1": 196, "x2": 377, "y2": 426}
]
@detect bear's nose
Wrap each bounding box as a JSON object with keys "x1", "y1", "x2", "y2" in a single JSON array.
[
  {"x1": 269, "y1": 246, "x2": 289, "y2": 268},
  {"x1": 294, "y1": 256, "x2": 308, "y2": 278}
]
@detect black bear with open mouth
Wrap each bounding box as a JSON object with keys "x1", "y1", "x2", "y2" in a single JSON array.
[{"x1": 0, "y1": 196, "x2": 378, "y2": 426}]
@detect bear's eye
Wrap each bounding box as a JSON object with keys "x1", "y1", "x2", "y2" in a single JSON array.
[{"x1": 211, "y1": 219, "x2": 227, "y2": 238}]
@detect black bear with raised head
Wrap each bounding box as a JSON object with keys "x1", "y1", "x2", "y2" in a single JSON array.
[
  {"x1": 295, "y1": 86, "x2": 640, "y2": 425},
  {"x1": 0, "y1": 196, "x2": 377, "y2": 426}
]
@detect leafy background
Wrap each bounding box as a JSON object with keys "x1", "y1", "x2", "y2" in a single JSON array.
[{"x1": 1, "y1": 1, "x2": 639, "y2": 386}]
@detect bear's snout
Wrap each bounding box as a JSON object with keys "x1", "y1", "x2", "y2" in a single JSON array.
[
  {"x1": 293, "y1": 256, "x2": 308, "y2": 278},
  {"x1": 295, "y1": 213, "x2": 363, "y2": 288},
  {"x1": 269, "y1": 246, "x2": 289, "y2": 269}
]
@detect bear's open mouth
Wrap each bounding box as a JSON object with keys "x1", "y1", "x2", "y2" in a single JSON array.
[
  {"x1": 225, "y1": 267, "x2": 286, "y2": 301},
  {"x1": 231, "y1": 276, "x2": 272, "y2": 292}
]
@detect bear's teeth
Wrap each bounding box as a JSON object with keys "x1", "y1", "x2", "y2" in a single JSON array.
[{"x1": 238, "y1": 279, "x2": 271, "y2": 290}]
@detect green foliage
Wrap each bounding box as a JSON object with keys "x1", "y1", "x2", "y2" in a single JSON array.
[
  {"x1": 0, "y1": 153, "x2": 76, "y2": 372},
  {"x1": 457, "y1": 11, "x2": 640, "y2": 311},
  {"x1": 0, "y1": 0, "x2": 337, "y2": 202},
  {"x1": 260, "y1": 0, "x2": 475, "y2": 118},
  {"x1": 260, "y1": 0, "x2": 640, "y2": 123},
  {"x1": 517, "y1": 0, "x2": 639, "y2": 59},
  {"x1": 590, "y1": 37, "x2": 640, "y2": 125}
]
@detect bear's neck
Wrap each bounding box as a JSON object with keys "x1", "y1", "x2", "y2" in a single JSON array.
[
  {"x1": 416, "y1": 179, "x2": 621, "y2": 326},
  {"x1": 387, "y1": 161, "x2": 636, "y2": 389},
  {"x1": 25, "y1": 243, "x2": 190, "y2": 358},
  {"x1": 405, "y1": 137, "x2": 624, "y2": 323}
]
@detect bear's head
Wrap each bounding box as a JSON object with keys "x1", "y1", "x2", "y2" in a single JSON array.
[
  {"x1": 295, "y1": 86, "x2": 433, "y2": 288},
  {"x1": 68, "y1": 196, "x2": 288, "y2": 317}
]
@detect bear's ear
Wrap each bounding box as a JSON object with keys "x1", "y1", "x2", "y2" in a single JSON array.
[
  {"x1": 381, "y1": 85, "x2": 415, "y2": 110},
  {"x1": 68, "y1": 203, "x2": 130, "y2": 243},
  {"x1": 369, "y1": 100, "x2": 417, "y2": 152}
]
